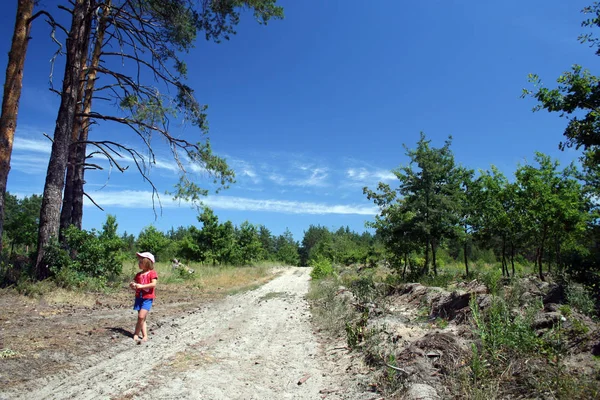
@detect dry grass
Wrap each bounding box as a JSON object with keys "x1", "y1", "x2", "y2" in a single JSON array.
[
  {"x1": 44, "y1": 288, "x2": 98, "y2": 307},
  {"x1": 166, "y1": 349, "x2": 218, "y2": 372}
]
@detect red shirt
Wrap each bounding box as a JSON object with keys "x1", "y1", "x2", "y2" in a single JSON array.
[{"x1": 135, "y1": 270, "x2": 158, "y2": 299}]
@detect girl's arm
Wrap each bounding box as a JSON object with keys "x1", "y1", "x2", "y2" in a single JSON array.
[{"x1": 135, "y1": 278, "x2": 157, "y2": 290}]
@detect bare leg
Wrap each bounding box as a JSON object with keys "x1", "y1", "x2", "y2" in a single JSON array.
[
  {"x1": 141, "y1": 319, "x2": 148, "y2": 341},
  {"x1": 133, "y1": 309, "x2": 148, "y2": 341}
]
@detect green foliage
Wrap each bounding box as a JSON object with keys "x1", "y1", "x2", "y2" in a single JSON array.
[
  {"x1": 478, "y1": 268, "x2": 504, "y2": 295},
  {"x1": 365, "y1": 133, "x2": 463, "y2": 277},
  {"x1": 274, "y1": 228, "x2": 300, "y2": 266},
  {"x1": 3, "y1": 193, "x2": 42, "y2": 253},
  {"x1": 235, "y1": 221, "x2": 263, "y2": 265},
  {"x1": 137, "y1": 225, "x2": 170, "y2": 261},
  {"x1": 39, "y1": 217, "x2": 126, "y2": 289},
  {"x1": 566, "y1": 283, "x2": 597, "y2": 317},
  {"x1": 523, "y1": 3, "x2": 600, "y2": 166},
  {"x1": 310, "y1": 255, "x2": 333, "y2": 280},
  {"x1": 345, "y1": 310, "x2": 369, "y2": 349},
  {"x1": 469, "y1": 343, "x2": 489, "y2": 382},
  {"x1": 348, "y1": 274, "x2": 376, "y2": 304},
  {"x1": 470, "y1": 295, "x2": 548, "y2": 359},
  {"x1": 421, "y1": 271, "x2": 457, "y2": 289}
]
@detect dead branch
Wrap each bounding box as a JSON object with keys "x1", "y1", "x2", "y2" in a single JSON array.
[{"x1": 83, "y1": 192, "x2": 104, "y2": 211}]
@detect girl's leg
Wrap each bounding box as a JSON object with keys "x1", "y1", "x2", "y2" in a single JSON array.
[
  {"x1": 141, "y1": 318, "x2": 148, "y2": 341},
  {"x1": 133, "y1": 309, "x2": 148, "y2": 341}
]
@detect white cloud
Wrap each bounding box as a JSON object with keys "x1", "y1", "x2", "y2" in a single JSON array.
[
  {"x1": 10, "y1": 156, "x2": 49, "y2": 174},
  {"x1": 346, "y1": 167, "x2": 396, "y2": 185},
  {"x1": 13, "y1": 137, "x2": 51, "y2": 153},
  {"x1": 291, "y1": 167, "x2": 329, "y2": 187},
  {"x1": 83, "y1": 190, "x2": 378, "y2": 215}
]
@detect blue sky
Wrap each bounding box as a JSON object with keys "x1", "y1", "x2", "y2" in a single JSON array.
[{"x1": 2, "y1": 0, "x2": 596, "y2": 241}]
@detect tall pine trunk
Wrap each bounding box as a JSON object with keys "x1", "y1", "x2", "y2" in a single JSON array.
[
  {"x1": 71, "y1": 2, "x2": 109, "y2": 230},
  {"x1": 60, "y1": 18, "x2": 91, "y2": 240},
  {"x1": 0, "y1": 0, "x2": 35, "y2": 253},
  {"x1": 35, "y1": 0, "x2": 93, "y2": 278}
]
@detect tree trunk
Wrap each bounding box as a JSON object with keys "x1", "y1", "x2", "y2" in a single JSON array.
[
  {"x1": 423, "y1": 237, "x2": 430, "y2": 276},
  {"x1": 60, "y1": 17, "x2": 91, "y2": 240},
  {"x1": 510, "y1": 242, "x2": 515, "y2": 277},
  {"x1": 536, "y1": 247, "x2": 543, "y2": 281},
  {"x1": 463, "y1": 226, "x2": 469, "y2": 277},
  {"x1": 0, "y1": 0, "x2": 34, "y2": 253},
  {"x1": 402, "y1": 253, "x2": 408, "y2": 280},
  {"x1": 35, "y1": 0, "x2": 93, "y2": 278},
  {"x1": 501, "y1": 238, "x2": 509, "y2": 277},
  {"x1": 72, "y1": 3, "x2": 109, "y2": 230},
  {"x1": 431, "y1": 239, "x2": 437, "y2": 276}
]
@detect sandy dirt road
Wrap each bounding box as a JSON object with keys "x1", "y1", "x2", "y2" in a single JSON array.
[{"x1": 2, "y1": 267, "x2": 367, "y2": 400}]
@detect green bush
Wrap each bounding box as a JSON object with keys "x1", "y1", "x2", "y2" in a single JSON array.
[
  {"x1": 310, "y1": 255, "x2": 333, "y2": 280},
  {"x1": 349, "y1": 275, "x2": 376, "y2": 303},
  {"x1": 567, "y1": 283, "x2": 597, "y2": 318},
  {"x1": 478, "y1": 268, "x2": 503, "y2": 295},
  {"x1": 470, "y1": 295, "x2": 547, "y2": 358}
]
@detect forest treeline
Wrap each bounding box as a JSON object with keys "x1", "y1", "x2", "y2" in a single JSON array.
[
  {"x1": 3, "y1": 132, "x2": 599, "y2": 302},
  {"x1": 0, "y1": 1, "x2": 599, "y2": 309}
]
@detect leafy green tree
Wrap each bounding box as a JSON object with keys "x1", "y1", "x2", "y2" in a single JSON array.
[
  {"x1": 523, "y1": 3, "x2": 600, "y2": 167},
  {"x1": 235, "y1": 221, "x2": 263, "y2": 265},
  {"x1": 452, "y1": 166, "x2": 476, "y2": 276},
  {"x1": 258, "y1": 225, "x2": 276, "y2": 260},
  {"x1": 473, "y1": 167, "x2": 512, "y2": 275},
  {"x1": 299, "y1": 225, "x2": 331, "y2": 266},
  {"x1": 175, "y1": 227, "x2": 203, "y2": 262},
  {"x1": 121, "y1": 231, "x2": 135, "y2": 253},
  {"x1": 136, "y1": 225, "x2": 170, "y2": 261},
  {"x1": 98, "y1": 214, "x2": 125, "y2": 262},
  {"x1": 3, "y1": 193, "x2": 42, "y2": 254},
  {"x1": 57, "y1": 225, "x2": 123, "y2": 280},
  {"x1": 516, "y1": 153, "x2": 590, "y2": 279},
  {"x1": 275, "y1": 228, "x2": 300, "y2": 266},
  {"x1": 366, "y1": 133, "x2": 461, "y2": 276}
]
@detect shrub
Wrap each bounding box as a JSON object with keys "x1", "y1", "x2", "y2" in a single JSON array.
[{"x1": 310, "y1": 255, "x2": 333, "y2": 280}]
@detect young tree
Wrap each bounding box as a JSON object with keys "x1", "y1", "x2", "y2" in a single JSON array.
[
  {"x1": 454, "y1": 166, "x2": 476, "y2": 276},
  {"x1": 235, "y1": 221, "x2": 263, "y2": 265},
  {"x1": 275, "y1": 228, "x2": 299, "y2": 266},
  {"x1": 516, "y1": 153, "x2": 590, "y2": 280},
  {"x1": 136, "y1": 225, "x2": 169, "y2": 261},
  {"x1": 3, "y1": 192, "x2": 42, "y2": 254}
]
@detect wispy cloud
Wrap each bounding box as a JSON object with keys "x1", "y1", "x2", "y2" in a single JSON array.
[
  {"x1": 13, "y1": 137, "x2": 52, "y2": 154},
  {"x1": 82, "y1": 190, "x2": 378, "y2": 215},
  {"x1": 227, "y1": 158, "x2": 261, "y2": 184},
  {"x1": 346, "y1": 167, "x2": 396, "y2": 186},
  {"x1": 291, "y1": 166, "x2": 329, "y2": 187},
  {"x1": 10, "y1": 157, "x2": 49, "y2": 174}
]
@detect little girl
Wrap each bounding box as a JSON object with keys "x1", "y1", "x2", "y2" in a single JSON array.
[{"x1": 129, "y1": 252, "x2": 158, "y2": 342}]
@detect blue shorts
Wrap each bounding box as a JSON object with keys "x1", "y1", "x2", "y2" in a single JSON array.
[{"x1": 133, "y1": 297, "x2": 153, "y2": 311}]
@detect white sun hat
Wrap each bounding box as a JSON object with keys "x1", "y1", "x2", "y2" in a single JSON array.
[{"x1": 136, "y1": 252, "x2": 155, "y2": 263}]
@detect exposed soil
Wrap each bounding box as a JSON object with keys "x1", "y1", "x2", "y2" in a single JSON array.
[{"x1": 0, "y1": 267, "x2": 376, "y2": 400}]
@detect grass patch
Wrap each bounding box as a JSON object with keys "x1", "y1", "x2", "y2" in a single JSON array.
[
  {"x1": 307, "y1": 275, "x2": 358, "y2": 338},
  {"x1": 44, "y1": 288, "x2": 98, "y2": 307},
  {"x1": 0, "y1": 348, "x2": 22, "y2": 359},
  {"x1": 167, "y1": 350, "x2": 217, "y2": 372}
]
